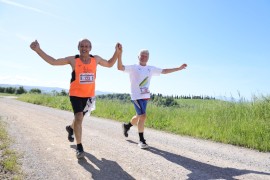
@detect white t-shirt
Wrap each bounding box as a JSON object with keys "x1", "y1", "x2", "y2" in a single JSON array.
[{"x1": 124, "y1": 64, "x2": 162, "y2": 100}]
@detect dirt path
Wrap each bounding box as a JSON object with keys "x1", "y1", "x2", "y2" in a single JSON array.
[{"x1": 0, "y1": 97, "x2": 269, "y2": 180}]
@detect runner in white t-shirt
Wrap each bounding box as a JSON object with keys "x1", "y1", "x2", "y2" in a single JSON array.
[{"x1": 117, "y1": 48, "x2": 187, "y2": 149}]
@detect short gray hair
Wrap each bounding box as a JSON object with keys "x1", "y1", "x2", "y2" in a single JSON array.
[
  {"x1": 78, "y1": 38, "x2": 92, "y2": 49},
  {"x1": 139, "y1": 49, "x2": 149, "y2": 56}
]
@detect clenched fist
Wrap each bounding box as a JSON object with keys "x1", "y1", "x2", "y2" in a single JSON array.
[{"x1": 30, "y1": 40, "x2": 40, "y2": 51}]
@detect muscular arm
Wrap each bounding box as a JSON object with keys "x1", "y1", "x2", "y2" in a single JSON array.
[
  {"x1": 95, "y1": 54, "x2": 117, "y2": 67},
  {"x1": 30, "y1": 40, "x2": 72, "y2": 66},
  {"x1": 117, "y1": 47, "x2": 124, "y2": 71},
  {"x1": 95, "y1": 43, "x2": 121, "y2": 68},
  {"x1": 35, "y1": 48, "x2": 72, "y2": 65},
  {"x1": 161, "y1": 64, "x2": 187, "y2": 74}
]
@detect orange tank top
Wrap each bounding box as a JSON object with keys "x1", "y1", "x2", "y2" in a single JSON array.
[{"x1": 69, "y1": 55, "x2": 96, "y2": 97}]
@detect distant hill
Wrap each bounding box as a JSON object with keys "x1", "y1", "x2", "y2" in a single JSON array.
[{"x1": 0, "y1": 84, "x2": 110, "y2": 95}]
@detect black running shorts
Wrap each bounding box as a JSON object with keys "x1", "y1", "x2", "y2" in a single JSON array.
[{"x1": 69, "y1": 96, "x2": 92, "y2": 115}]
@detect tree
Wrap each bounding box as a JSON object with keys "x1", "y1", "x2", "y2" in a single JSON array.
[
  {"x1": 60, "y1": 90, "x2": 68, "y2": 96},
  {"x1": 29, "y1": 88, "x2": 42, "y2": 94},
  {"x1": 16, "y1": 86, "x2": 27, "y2": 94},
  {"x1": 0, "y1": 87, "x2": 5, "y2": 93},
  {"x1": 5, "y1": 87, "x2": 16, "y2": 94}
]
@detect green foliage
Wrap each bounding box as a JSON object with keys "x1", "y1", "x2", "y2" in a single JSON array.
[
  {"x1": 51, "y1": 90, "x2": 68, "y2": 96},
  {"x1": 15, "y1": 86, "x2": 27, "y2": 94},
  {"x1": 97, "y1": 93, "x2": 181, "y2": 107},
  {"x1": 0, "y1": 86, "x2": 27, "y2": 95},
  {"x1": 4, "y1": 87, "x2": 16, "y2": 94},
  {"x1": 29, "y1": 88, "x2": 42, "y2": 94},
  {"x1": 97, "y1": 93, "x2": 131, "y2": 102},
  {"x1": 151, "y1": 95, "x2": 178, "y2": 107}
]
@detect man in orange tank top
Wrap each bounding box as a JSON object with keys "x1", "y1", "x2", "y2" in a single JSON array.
[{"x1": 30, "y1": 39, "x2": 122, "y2": 159}]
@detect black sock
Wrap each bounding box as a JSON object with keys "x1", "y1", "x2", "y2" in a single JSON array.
[
  {"x1": 126, "y1": 122, "x2": 133, "y2": 129},
  {"x1": 139, "y1": 132, "x2": 145, "y2": 142},
  {"x1": 69, "y1": 126, "x2": 73, "y2": 132},
  {"x1": 77, "y1": 143, "x2": 83, "y2": 151}
]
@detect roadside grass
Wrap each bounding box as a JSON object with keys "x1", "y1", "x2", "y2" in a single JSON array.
[
  {"x1": 17, "y1": 93, "x2": 270, "y2": 152},
  {"x1": 18, "y1": 93, "x2": 72, "y2": 111},
  {"x1": 0, "y1": 93, "x2": 17, "y2": 97},
  {"x1": 0, "y1": 118, "x2": 23, "y2": 180}
]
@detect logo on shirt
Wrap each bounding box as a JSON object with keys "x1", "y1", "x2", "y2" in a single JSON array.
[
  {"x1": 139, "y1": 77, "x2": 149, "y2": 94},
  {"x1": 83, "y1": 66, "x2": 90, "y2": 73}
]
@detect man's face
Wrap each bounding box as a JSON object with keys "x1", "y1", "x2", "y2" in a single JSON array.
[
  {"x1": 139, "y1": 52, "x2": 149, "y2": 65},
  {"x1": 79, "y1": 40, "x2": 92, "y2": 55}
]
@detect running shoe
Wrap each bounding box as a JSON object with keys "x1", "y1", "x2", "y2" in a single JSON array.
[
  {"x1": 138, "y1": 141, "x2": 149, "y2": 149},
  {"x1": 76, "y1": 149, "x2": 85, "y2": 159},
  {"x1": 66, "y1": 125, "x2": 74, "y2": 142},
  {"x1": 122, "y1": 123, "x2": 130, "y2": 137}
]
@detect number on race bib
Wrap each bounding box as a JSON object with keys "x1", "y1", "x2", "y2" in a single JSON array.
[{"x1": 80, "y1": 73, "x2": 94, "y2": 84}]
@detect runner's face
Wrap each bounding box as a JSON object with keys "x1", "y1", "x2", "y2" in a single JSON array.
[
  {"x1": 79, "y1": 40, "x2": 91, "y2": 55},
  {"x1": 139, "y1": 52, "x2": 149, "y2": 66}
]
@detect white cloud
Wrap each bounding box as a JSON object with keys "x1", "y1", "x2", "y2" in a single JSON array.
[
  {"x1": 0, "y1": 0, "x2": 56, "y2": 17},
  {"x1": 15, "y1": 33, "x2": 34, "y2": 43},
  {"x1": 0, "y1": 27, "x2": 35, "y2": 43}
]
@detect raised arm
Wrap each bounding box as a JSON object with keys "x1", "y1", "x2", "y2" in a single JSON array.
[
  {"x1": 96, "y1": 43, "x2": 122, "y2": 68},
  {"x1": 161, "y1": 63, "x2": 187, "y2": 74},
  {"x1": 117, "y1": 44, "x2": 124, "y2": 71},
  {"x1": 30, "y1": 40, "x2": 71, "y2": 66}
]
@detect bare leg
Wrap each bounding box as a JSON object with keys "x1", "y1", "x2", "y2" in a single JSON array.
[
  {"x1": 130, "y1": 115, "x2": 139, "y2": 126},
  {"x1": 137, "y1": 114, "x2": 146, "y2": 133},
  {"x1": 71, "y1": 120, "x2": 75, "y2": 129},
  {"x1": 73, "y1": 112, "x2": 84, "y2": 144}
]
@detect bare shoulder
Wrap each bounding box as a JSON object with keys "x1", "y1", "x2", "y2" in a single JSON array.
[
  {"x1": 64, "y1": 56, "x2": 76, "y2": 69},
  {"x1": 93, "y1": 55, "x2": 102, "y2": 60},
  {"x1": 93, "y1": 55, "x2": 103, "y2": 64},
  {"x1": 65, "y1": 55, "x2": 76, "y2": 61}
]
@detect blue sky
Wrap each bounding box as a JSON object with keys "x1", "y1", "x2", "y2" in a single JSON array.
[{"x1": 0, "y1": 0, "x2": 269, "y2": 100}]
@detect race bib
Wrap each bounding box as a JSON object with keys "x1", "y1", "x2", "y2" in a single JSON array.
[
  {"x1": 140, "y1": 87, "x2": 150, "y2": 94},
  {"x1": 80, "y1": 73, "x2": 94, "y2": 84}
]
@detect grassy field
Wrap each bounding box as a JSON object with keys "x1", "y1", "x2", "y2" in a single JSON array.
[
  {"x1": 17, "y1": 93, "x2": 270, "y2": 152},
  {"x1": 0, "y1": 117, "x2": 23, "y2": 179}
]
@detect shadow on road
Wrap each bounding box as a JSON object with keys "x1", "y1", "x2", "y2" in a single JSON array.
[
  {"x1": 127, "y1": 140, "x2": 270, "y2": 180},
  {"x1": 70, "y1": 145, "x2": 135, "y2": 180}
]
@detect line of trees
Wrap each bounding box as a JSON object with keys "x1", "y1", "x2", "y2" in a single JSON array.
[
  {"x1": 0, "y1": 86, "x2": 28, "y2": 94},
  {"x1": 97, "y1": 93, "x2": 215, "y2": 107},
  {"x1": 152, "y1": 93, "x2": 215, "y2": 100},
  {"x1": 1, "y1": 86, "x2": 215, "y2": 108},
  {"x1": 0, "y1": 86, "x2": 68, "y2": 96}
]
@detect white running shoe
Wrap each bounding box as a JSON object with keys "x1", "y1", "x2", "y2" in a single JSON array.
[{"x1": 138, "y1": 141, "x2": 149, "y2": 149}]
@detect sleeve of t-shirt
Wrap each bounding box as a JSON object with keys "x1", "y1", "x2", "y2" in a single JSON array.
[
  {"x1": 123, "y1": 65, "x2": 133, "y2": 73},
  {"x1": 150, "y1": 66, "x2": 163, "y2": 76}
]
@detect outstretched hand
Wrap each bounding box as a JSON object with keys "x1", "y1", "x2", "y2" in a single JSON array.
[
  {"x1": 179, "y1": 63, "x2": 187, "y2": 70},
  {"x1": 30, "y1": 40, "x2": 40, "y2": 52}
]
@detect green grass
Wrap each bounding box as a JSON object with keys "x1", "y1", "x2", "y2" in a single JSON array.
[
  {"x1": 17, "y1": 93, "x2": 270, "y2": 152},
  {"x1": 0, "y1": 118, "x2": 23, "y2": 179},
  {"x1": 18, "y1": 93, "x2": 72, "y2": 111},
  {"x1": 0, "y1": 93, "x2": 18, "y2": 97}
]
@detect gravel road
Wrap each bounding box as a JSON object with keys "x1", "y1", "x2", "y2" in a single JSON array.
[{"x1": 0, "y1": 97, "x2": 270, "y2": 180}]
